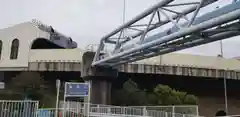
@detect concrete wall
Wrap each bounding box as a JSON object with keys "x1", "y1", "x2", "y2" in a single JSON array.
[
  {"x1": 119, "y1": 64, "x2": 240, "y2": 80},
  {"x1": 27, "y1": 61, "x2": 240, "y2": 80},
  {"x1": 199, "y1": 96, "x2": 240, "y2": 117},
  {"x1": 29, "y1": 62, "x2": 81, "y2": 71},
  {"x1": 28, "y1": 49, "x2": 83, "y2": 71},
  {"x1": 29, "y1": 49, "x2": 83, "y2": 62},
  {"x1": 137, "y1": 53, "x2": 240, "y2": 70}
]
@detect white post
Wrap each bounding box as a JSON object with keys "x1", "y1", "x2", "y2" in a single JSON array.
[
  {"x1": 55, "y1": 79, "x2": 61, "y2": 117},
  {"x1": 0, "y1": 82, "x2": 5, "y2": 89},
  {"x1": 143, "y1": 106, "x2": 147, "y2": 116},
  {"x1": 87, "y1": 81, "x2": 91, "y2": 117},
  {"x1": 62, "y1": 82, "x2": 67, "y2": 117},
  {"x1": 172, "y1": 106, "x2": 175, "y2": 117},
  {"x1": 97, "y1": 105, "x2": 100, "y2": 113},
  {"x1": 165, "y1": 112, "x2": 168, "y2": 117},
  {"x1": 196, "y1": 106, "x2": 199, "y2": 116}
]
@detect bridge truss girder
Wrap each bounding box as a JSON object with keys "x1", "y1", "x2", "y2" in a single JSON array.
[{"x1": 92, "y1": 0, "x2": 240, "y2": 67}]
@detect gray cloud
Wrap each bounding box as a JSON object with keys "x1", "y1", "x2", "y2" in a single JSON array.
[{"x1": 0, "y1": 0, "x2": 239, "y2": 58}]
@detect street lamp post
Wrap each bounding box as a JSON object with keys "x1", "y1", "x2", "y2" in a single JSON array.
[{"x1": 220, "y1": 40, "x2": 228, "y2": 114}]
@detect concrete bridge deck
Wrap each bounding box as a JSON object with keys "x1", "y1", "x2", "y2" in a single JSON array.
[
  {"x1": 25, "y1": 49, "x2": 240, "y2": 79},
  {"x1": 1, "y1": 21, "x2": 240, "y2": 79}
]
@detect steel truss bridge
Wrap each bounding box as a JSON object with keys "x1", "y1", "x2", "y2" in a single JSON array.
[{"x1": 92, "y1": 0, "x2": 240, "y2": 67}]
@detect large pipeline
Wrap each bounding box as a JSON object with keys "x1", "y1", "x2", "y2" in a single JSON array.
[
  {"x1": 118, "y1": 1, "x2": 240, "y2": 52},
  {"x1": 92, "y1": 1, "x2": 240, "y2": 66}
]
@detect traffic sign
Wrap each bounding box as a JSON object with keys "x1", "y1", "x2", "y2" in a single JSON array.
[{"x1": 65, "y1": 82, "x2": 90, "y2": 97}]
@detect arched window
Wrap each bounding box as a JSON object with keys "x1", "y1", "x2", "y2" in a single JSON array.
[
  {"x1": 0, "y1": 40, "x2": 2, "y2": 60},
  {"x1": 10, "y1": 39, "x2": 19, "y2": 59}
]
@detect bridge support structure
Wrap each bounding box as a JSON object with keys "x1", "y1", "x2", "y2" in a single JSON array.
[{"x1": 81, "y1": 51, "x2": 118, "y2": 104}]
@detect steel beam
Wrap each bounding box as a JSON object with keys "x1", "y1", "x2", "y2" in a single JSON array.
[
  {"x1": 102, "y1": 0, "x2": 173, "y2": 41},
  {"x1": 116, "y1": 31, "x2": 240, "y2": 66},
  {"x1": 131, "y1": 0, "x2": 216, "y2": 39},
  {"x1": 119, "y1": 1, "x2": 240, "y2": 52},
  {"x1": 105, "y1": 0, "x2": 217, "y2": 44},
  {"x1": 93, "y1": 7, "x2": 240, "y2": 66},
  {"x1": 92, "y1": 0, "x2": 240, "y2": 67},
  {"x1": 112, "y1": 28, "x2": 240, "y2": 66}
]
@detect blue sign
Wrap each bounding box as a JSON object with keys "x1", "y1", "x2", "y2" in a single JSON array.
[{"x1": 65, "y1": 82, "x2": 90, "y2": 97}]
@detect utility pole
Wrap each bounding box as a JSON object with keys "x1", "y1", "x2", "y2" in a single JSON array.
[
  {"x1": 122, "y1": 0, "x2": 126, "y2": 37},
  {"x1": 220, "y1": 40, "x2": 228, "y2": 114}
]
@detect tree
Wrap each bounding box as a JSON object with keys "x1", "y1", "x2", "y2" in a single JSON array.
[
  {"x1": 154, "y1": 84, "x2": 199, "y2": 114},
  {"x1": 8, "y1": 72, "x2": 45, "y2": 98},
  {"x1": 112, "y1": 79, "x2": 146, "y2": 106},
  {"x1": 6, "y1": 72, "x2": 55, "y2": 107},
  {"x1": 154, "y1": 84, "x2": 198, "y2": 105},
  {"x1": 112, "y1": 79, "x2": 199, "y2": 107}
]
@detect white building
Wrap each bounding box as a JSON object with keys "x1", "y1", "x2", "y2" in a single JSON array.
[{"x1": 0, "y1": 20, "x2": 77, "y2": 70}]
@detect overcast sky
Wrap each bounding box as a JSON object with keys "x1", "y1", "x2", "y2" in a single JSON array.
[{"x1": 0, "y1": 0, "x2": 240, "y2": 58}]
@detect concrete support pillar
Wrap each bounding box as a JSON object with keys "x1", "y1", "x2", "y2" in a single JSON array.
[
  {"x1": 85, "y1": 77, "x2": 112, "y2": 104},
  {"x1": 81, "y1": 52, "x2": 118, "y2": 105}
]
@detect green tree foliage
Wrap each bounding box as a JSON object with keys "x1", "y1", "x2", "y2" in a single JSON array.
[
  {"x1": 7, "y1": 72, "x2": 46, "y2": 99},
  {"x1": 112, "y1": 79, "x2": 198, "y2": 106},
  {"x1": 154, "y1": 84, "x2": 198, "y2": 105},
  {"x1": 112, "y1": 79, "x2": 147, "y2": 106},
  {"x1": 6, "y1": 72, "x2": 55, "y2": 107}
]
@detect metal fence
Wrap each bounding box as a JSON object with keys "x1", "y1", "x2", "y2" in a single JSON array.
[
  {"x1": 129, "y1": 105, "x2": 199, "y2": 116},
  {"x1": 37, "y1": 108, "x2": 85, "y2": 117},
  {"x1": 0, "y1": 100, "x2": 39, "y2": 117},
  {"x1": 59, "y1": 101, "x2": 201, "y2": 117},
  {"x1": 0, "y1": 100, "x2": 201, "y2": 117},
  {"x1": 37, "y1": 108, "x2": 202, "y2": 117},
  {"x1": 220, "y1": 115, "x2": 240, "y2": 117}
]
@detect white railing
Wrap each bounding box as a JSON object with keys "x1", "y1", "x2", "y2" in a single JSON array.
[
  {"x1": 59, "y1": 101, "x2": 201, "y2": 117},
  {"x1": 0, "y1": 100, "x2": 39, "y2": 117},
  {"x1": 0, "y1": 100, "x2": 202, "y2": 117},
  {"x1": 37, "y1": 107, "x2": 203, "y2": 117},
  {"x1": 221, "y1": 115, "x2": 240, "y2": 117},
  {"x1": 129, "y1": 105, "x2": 199, "y2": 116},
  {"x1": 38, "y1": 108, "x2": 85, "y2": 117}
]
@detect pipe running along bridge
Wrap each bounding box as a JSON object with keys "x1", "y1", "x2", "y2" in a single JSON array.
[{"x1": 92, "y1": 0, "x2": 240, "y2": 67}]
